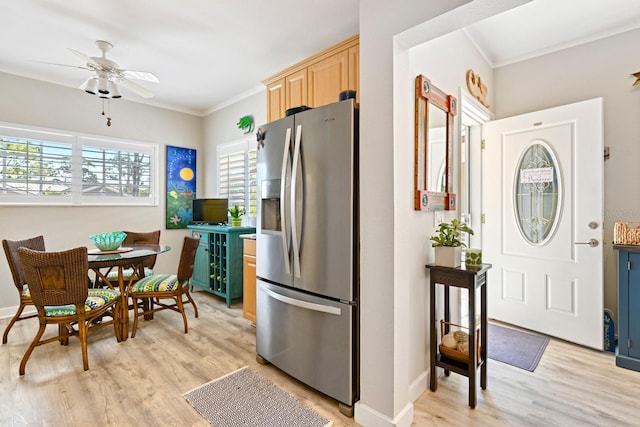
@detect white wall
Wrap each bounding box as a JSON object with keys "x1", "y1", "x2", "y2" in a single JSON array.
[
  {"x1": 0, "y1": 71, "x2": 202, "y2": 318},
  {"x1": 357, "y1": 0, "x2": 530, "y2": 425},
  {"x1": 202, "y1": 91, "x2": 266, "y2": 197},
  {"x1": 405, "y1": 27, "x2": 494, "y2": 401},
  {"x1": 493, "y1": 28, "x2": 640, "y2": 326}
]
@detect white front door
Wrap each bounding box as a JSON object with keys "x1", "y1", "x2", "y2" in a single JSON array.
[{"x1": 482, "y1": 98, "x2": 603, "y2": 350}]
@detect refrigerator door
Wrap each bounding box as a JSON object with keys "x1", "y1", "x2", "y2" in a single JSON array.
[
  {"x1": 256, "y1": 279, "x2": 355, "y2": 405},
  {"x1": 256, "y1": 115, "x2": 295, "y2": 287},
  {"x1": 291, "y1": 99, "x2": 357, "y2": 301}
]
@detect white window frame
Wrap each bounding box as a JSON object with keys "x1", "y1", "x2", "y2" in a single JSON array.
[
  {"x1": 0, "y1": 121, "x2": 158, "y2": 206},
  {"x1": 216, "y1": 138, "x2": 257, "y2": 218}
]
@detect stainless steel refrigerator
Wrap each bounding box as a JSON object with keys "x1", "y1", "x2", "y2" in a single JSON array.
[{"x1": 256, "y1": 98, "x2": 358, "y2": 413}]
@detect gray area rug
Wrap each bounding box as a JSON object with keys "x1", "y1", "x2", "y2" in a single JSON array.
[
  {"x1": 183, "y1": 366, "x2": 332, "y2": 427},
  {"x1": 488, "y1": 323, "x2": 549, "y2": 372}
]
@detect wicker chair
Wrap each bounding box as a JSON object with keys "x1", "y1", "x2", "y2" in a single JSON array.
[
  {"x1": 104, "y1": 230, "x2": 161, "y2": 283},
  {"x1": 17, "y1": 246, "x2": 122, "y2": 375},
  {"x1": 2, "y1": 236, "x2": 45, "y2": 344},
  {"x1": 129, "y1": 236, "x2": 199, "y2": 337}
]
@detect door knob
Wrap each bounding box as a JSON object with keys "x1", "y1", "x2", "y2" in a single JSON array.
[{"x1": 574, "y1": 238, "x2": 599, "y2": 247}]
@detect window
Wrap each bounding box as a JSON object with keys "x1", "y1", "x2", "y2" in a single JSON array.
[
  {"x1": 0, "y1": 122, "x2": 157, "y2": 206},
  {"x1": 514, "y1": 141, "x2": 561, "y2": 245},
  {"x1": 217, "y1": 139, "x2": 257, "y2": 218}
]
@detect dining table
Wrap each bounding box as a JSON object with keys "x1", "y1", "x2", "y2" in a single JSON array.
[{"x1": 87, "y1": 244, "x2": 171, "y2": 341}]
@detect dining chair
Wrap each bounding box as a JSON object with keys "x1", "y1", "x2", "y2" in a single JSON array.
[
  {"x1": 17, "y1": 246, "x2": 122, "y2": 375},
  {"x1": 104, "y1": 230, "x2": 161, "y2": 283},
  {"x1": 129, "y1": 236, "x2": 199, "y2": 337},
  {"x1": 2, "y1": 235, "x2": 45, "y2": 344}
]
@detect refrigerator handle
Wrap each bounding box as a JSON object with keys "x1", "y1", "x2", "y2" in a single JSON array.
[
  {"x1": 291, "y1": 124, "x2": 303, "y2": 277},
  {"x1": 262, "y1": 284, "x2": 341, "y2": 315},
  {"x1": 280, "y1": 127, "x2": 292, "y2": 275}
]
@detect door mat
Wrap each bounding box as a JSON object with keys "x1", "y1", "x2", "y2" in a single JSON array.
[
  {"x1": 183, "y1": 366, "x2": 332, "y2": 427},
  {"x1": 488, "y1": 323, "x2": 549, "y2": 372}
]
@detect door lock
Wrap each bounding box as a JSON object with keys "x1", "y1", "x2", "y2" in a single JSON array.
[{"x1": 574, "y1": 238, "x2": 599, "y2": 247}]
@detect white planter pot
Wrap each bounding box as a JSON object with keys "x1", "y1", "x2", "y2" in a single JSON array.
[{"x1": 434, "y1": 246, "x2": 462, "y2": 268}]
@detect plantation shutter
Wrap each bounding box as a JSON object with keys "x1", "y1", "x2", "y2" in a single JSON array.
[
  {"x1": 219, "y1": 150, "x2": 245, "y2": 208},
  {"x1": 217, "y1": 140, "x2": 257, "y2": 218}
]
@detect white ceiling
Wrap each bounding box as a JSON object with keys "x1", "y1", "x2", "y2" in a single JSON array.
[
  {"x1": 464, "y1": 0, "x2": 640, "y2": 68},
  {"x1": 2, "y1": 0, "x2": 640, "y2": 117},
  {"x1": 0, "y1": 0, "x2": 359, "y2": 116}
]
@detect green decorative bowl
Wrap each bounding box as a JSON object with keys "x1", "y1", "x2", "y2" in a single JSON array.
[{"x1": 89, "y1": 231, "x2": 127, "y2": 251}]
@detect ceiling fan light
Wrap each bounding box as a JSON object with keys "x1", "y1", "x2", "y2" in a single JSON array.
[
  {"x1": 98, "y1": 77, "x2": 109, "y2": 94},
  {"x1": 109, "y1": 82, "x2": 122, "y2": 98},
  {"x1": 85, "y1": 78, "x2": 98, "y2": 95}
]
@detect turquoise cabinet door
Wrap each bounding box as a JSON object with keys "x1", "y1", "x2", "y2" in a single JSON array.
[{"x1": 190, "y1": 231, "x2": 210, "y2": 290}]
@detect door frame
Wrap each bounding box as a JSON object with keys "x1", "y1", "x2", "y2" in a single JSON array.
[{"x1": 459, "y1": 90, "x2": 492, "y2": 323}]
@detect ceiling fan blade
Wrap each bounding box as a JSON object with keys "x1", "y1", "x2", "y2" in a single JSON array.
[
  {"x1": 30, "y1": 60, "x2": 91, "y2": 71},
  {"x1": 122, "y1": 69, "x2": 159, "y2": 83},
  {"x1": 68, "y1": 48, "x2": 101, "y2": 67},
  {"x1": 118, "y1": 78, "x2": 154, "y2": 98}
]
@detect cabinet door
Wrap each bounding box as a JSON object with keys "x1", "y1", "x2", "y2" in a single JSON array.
[
  {"x1": 285, "y1": 69, "x2": 307, "y2": 111},
  {"x1": 348, "y1": 45, "x2": 359, "y2": 103},
  {"x1": 191, "y1": 232, "x2": 210, "y2": 290},
  {"x1": 307, "y1": 50, "x2": 349, "y2": 108},
  {"x1": 629, "y1": 253, "x2": 640, "y2": 359},
  {"x1": 243, "y1": 239, "x2": 257, "y2": 322},
  {"x1": 266, "y1": 78, "x2": 286, "y2": 122}
]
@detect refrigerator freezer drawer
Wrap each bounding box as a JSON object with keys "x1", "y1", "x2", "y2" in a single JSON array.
[{"x1": 256, "y1": 279, "x2": 355, "y2": 406}]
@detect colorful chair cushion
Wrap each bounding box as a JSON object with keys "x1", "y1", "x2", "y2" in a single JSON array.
[
  {"x1": 43, "y1": 289, "x2": 120, "y2": 317},
  {"x1": 130, "y1": 274, "x2": 182, "y2": 293},
  {"x1": 106, "y1": 267, "x2": 154, "y2": 281},
  {"x1": 22, "y1": 284, "x2": 30, "y2": 298}
]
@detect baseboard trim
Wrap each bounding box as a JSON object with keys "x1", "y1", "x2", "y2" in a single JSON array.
[
  {"x1": 408, "y1": 370, "x2": 429, "y2": 403},
  {"x1": 0, "y1": 305, "x2": 34, "y2": 320},
  {"x1": 354, "y1": 401, "x2": 414, "y2": 427}
]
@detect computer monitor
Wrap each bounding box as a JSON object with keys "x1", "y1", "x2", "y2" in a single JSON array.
[{"x1": 191, "y1": 198, "x2": 228, "y2": 224}]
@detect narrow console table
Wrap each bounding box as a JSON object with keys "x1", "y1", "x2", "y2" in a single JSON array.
[{"x1": 426, "y1": 263, "x2": 491, "y2": 408}]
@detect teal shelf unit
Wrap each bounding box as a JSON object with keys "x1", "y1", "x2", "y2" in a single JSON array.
[{"x1": 187, "y1": 224, "x2": 256, "y2": 307}]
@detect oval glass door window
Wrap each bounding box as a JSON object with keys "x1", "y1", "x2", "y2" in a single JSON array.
[{"x1": 514, "y1": 141, "x2": 561, "y2": 245}]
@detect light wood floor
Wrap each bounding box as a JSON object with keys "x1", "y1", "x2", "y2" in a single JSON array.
[{"x1": 1, "y1": 292, "x2": 639, "y2": 426}]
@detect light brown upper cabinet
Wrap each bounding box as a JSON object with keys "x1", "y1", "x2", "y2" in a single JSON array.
[
  {"x1": 307, "y1": 49, "x2": 349, "y2": 108},
  {"x1": 348, "y1": 45, "x2": 359, "y2": 102},
  {"x1": 264, "y1": 35, "x2": 359, "y2": 122}
]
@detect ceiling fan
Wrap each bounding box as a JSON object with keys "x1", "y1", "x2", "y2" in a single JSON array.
[{"x1": 39, "y1": 40, "x2": 158, "y2": 99}]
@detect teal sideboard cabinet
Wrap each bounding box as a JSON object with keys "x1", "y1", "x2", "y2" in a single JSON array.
[
  {"x1": 187, "y1": 224, "x2": 256, "y2": 307},
  {"x1": 615, "y1": 244, "x2": 640, "y2": 372}
]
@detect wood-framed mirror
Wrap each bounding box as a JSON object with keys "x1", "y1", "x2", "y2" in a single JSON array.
[{"x1": 414, "y1": 74, "x2": 457, "y2": 211}]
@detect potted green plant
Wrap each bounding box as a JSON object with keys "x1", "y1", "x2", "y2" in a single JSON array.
[
  {"x1": 430, "y1": 218, "x2": 474, "y2": 267},
  {"x1": 227, "y1": 205, "x2": 246, "y2": 228}
]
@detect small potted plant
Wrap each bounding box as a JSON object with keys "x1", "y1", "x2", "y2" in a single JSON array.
[
  {"x1": 227, "y1": 205, "x2": 246, "y2": 228},
  {"x1": 430, "y1": 218, "x2": 474, "y2": 267}
]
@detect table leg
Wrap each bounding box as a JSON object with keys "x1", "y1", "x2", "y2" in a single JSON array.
[
  {"x1": 429, "y1": 277, "x2": 437, "y2": 392},
  {"x1": 481, "y1": 274, "x2": 488, "y2": 389},
  {"x1": 468, "y1": 282, "x2": 477, "y2": 408},
  {"x1": 444, "y1": 285, "x2": 450, "y2": 376},
  {"x1": 117, "y1": 266, "x2": 129, "y2": 341}
]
